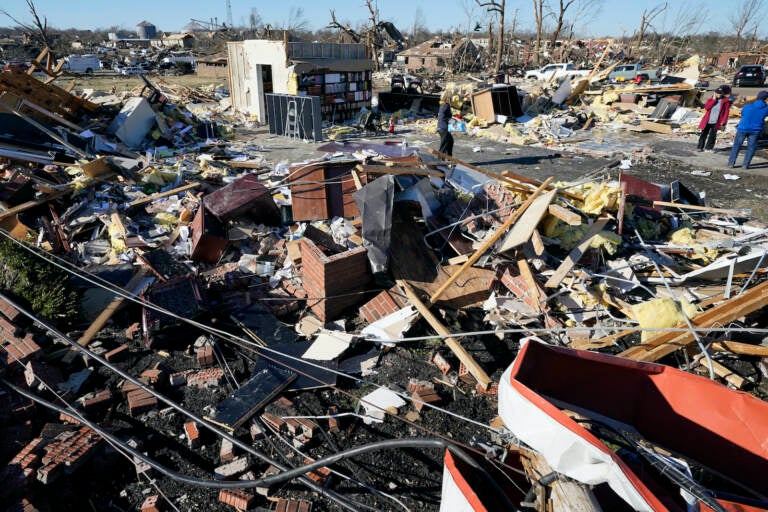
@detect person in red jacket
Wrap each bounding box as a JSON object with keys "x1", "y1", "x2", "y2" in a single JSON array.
[{"x1": 697, "y1": 85, "x2": 732, "y2": 152}]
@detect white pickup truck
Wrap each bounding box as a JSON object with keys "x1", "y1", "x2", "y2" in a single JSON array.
[{"x1": 525, "y1": 63, "x2": 590, "y2": 81}]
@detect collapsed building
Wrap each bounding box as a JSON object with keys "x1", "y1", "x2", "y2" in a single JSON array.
[{"x1": 1, "y1": 40, "x2": 768, "y2": 512}]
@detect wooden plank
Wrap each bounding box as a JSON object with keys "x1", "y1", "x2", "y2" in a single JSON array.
[
  {"x1": 350, "y1": 169, "x2": 363, "y2": 191},
  {"x1": 430, "y1": 177, "x2": 553, "y2": 304},
  {"x1": 619, "y1": 279, "x2": 768, "y2": 362},
  {"x1": 636, "y1": 120, "x2": 673, "y2": 134},
  {"x1": 76, "y1": 270, "x2": 150, "y2": 347},
  {"x1": 398, "y1": 280, "x2": 492, "y2": 390},
  {"x1": 547, "y1": 204, "x2": 582, "y2": 225},
  {"x1": 521, "y1": 450, "x2": 601, "y2": 512},
  {"x1": 652, "y1": 201, "x2": 750, "y2": 217},
  {"x1": 712, "y1": 340, "x2": 768, "y2": 357},
  {"x1": 544, "y1": 218, "x2": 610, "y2": 288},
  {"x1": 530, "y1": 229, "x2": 545, "y2": 256},
  {"x1": 517, "y1": 259, "x2": 542, "y2": 313},
  {"x1": 128, "y1": 182, "x2": 200, "y2": 208},
  {"x1": 695, "y1": 358, "x2": 746, "y2": 388},
  {"x1": 0, "y1": 192, "x2": 66, "y2": 221},
  {"x1": 498, "y1": 189, "x2": 556, "y2": 252}
]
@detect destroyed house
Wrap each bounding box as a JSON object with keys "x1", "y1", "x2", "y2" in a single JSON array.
[
  {"x1": 227, "y1": 39, "x2": 373, "y2": 124},
  {"x1": 398, "y1": 37, "x2": 480, "y2": 72}
]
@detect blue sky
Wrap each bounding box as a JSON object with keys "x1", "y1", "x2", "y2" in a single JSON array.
[{"x1": 1, "y1": 0, "x2": 741, "y2": 38}]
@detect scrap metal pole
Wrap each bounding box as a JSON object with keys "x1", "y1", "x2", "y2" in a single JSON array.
[{"x1": 429, "y1": 177, "x2": 553, "y2": 304}]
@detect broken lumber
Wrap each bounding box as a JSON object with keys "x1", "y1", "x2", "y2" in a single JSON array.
[
  {"x1": 652, "y1": 201, "x2": 750, "y2": 217},
  {"x1": 711, "y1": 340, "x2": 768, "y2": 357},
  {"x1": 398, "y1": 280, "x2": 492, "y2": 390},
  {"x1": 619, "y1": 279, "x2": 768, "y2": 362},
  {"x1": 76, "y1": 270, "x2": 151, "y2": 347},
  {"x1": 430, "y1": 177, "x2": 553, "y2": 304},
  {"x1": 544, "y1": 217, "x2": 610, "y2": 288},
  {"x1": 128, "y1": 183, "x2": 200, "y2": 208},
  {"x1": 547, "y1": 204, "x2": 582, "y2": 225}
]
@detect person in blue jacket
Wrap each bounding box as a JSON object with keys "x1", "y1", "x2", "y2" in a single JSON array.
[
  {"x1": 437, "y1": 90, "x2": 454, "y2": 156},
  {"x1": 728, "y1": 90, "x2": 768, "y2": 168}
]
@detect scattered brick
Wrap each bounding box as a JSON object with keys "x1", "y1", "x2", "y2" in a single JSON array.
[
  {"x1": 187, "y1": 368, "x2": 225, "y2": 388},
  {"x1": 184, "y1": 421, "x2": 200, "y2": 449},
  {"x1": 432, "y1": 353, "x2": 451, "y2": 374},
  {"x1": 140, "y1": 368, "x2": 164, "y2": 385},
  {"x1": 260, "y1": 413, "x2": 286, "y2": 434},
  {"x1": 104, "y1": 344, "x2": 129, "y2": 363},
  {"x1": 359, "y1": 287, "x2": 409, "y2": 324},
  {"x1": 412, "y1": 389, "x2": 441, "y2": 412},
  {"x1": 327, "y1": 406, "x2": 339, "y2": 433},
  {"x1": 126, "y1": 389, "x2": 158, "y2": 416},
  {"x1": 218, "y1": 488, "x2": 255, "y2": 510},
  {"x1": 0, "y1": 297, "x2": 22, "y2": 323},
  {"x1": 78, "y1": 389, "x2": 112, "y2": 411},
  {"x1": 1, "y1": 333, "x2": 41, "y2": 366},
  {"x1": 196, "y1": 345, "x2": 215, "y2": 367},
  {"x1": 37, "y1": 427, "x2": 100, "y2": 484},
  {"x1": 214, "y1": 456, "x2": 249, "y2": 480},
  {"x1": 140, "y1": 494, "x2": 160, "y2": 512},
  {"x1": 220, "y1": 438, "x2": 235, "y2": 462},
  {"x1": 304, "y1": 458, "x2": 332, "y2": 485},
  {"x1": 408, "y1": 378, "x2": 435, "y2": 395},
  {"x1": 275, "y1": 498, "x2": 312, "y2": 512},
  {"x1": 458, "y1": 363, "x2": 477, "y2": 385}
]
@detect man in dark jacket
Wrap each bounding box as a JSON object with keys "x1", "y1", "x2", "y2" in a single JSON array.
[
  {"x1": 728, "y1": 90, "x2": 768, "y2": 168},
  {"x1": 437, "y1": 90, "x2": 454, "y2": 156},
  {"x1": 697, "y1": 85, "x2": 732, "y2": 152}
]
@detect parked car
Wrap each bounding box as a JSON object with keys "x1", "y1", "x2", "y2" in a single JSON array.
[
  {"x1": 120, "y1": 66, "x2": 146, "y2": 75},
  {"x1": 733, "y1": 65, "x2": 765, "y2": 87},
  {"x1": 608, "y1": 63, "x2": 663, "y2": 83},
  {"x1": 524, "y1": 63, "x2": 589, "y2": 81}
]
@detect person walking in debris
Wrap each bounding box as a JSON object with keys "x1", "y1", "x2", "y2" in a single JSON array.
[
  {"x1": 697, "y1": 85, "x2": 732, "y2": 152},
  {"x1": 437, "y1": 90, "x2": 454, "y2": 156},
  {"x1": 728, "y1": 90, "x2": 768, "y2": 169}
]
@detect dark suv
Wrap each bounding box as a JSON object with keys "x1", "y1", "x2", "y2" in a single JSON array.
[{"x1": 733, "y1": 65, "x2": 766, "y2": 87}]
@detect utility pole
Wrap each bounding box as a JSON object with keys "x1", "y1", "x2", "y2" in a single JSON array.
[{"x1": 226, "y1": 0, "x2": 233, "y2": 28}]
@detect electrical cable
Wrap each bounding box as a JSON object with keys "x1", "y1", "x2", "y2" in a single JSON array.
[
  {"x1": 2, "y1": 378, "x2": 513, "y2": 509},
  {"x1": 634, "y1": 228, "x2": 717, "y2": 379},
  {"x1": 0, "y1": 230, "x2": 506, "y2": 437},
  {"x1": 0, "y1": 293, "x2": 360, "y2": 512}
]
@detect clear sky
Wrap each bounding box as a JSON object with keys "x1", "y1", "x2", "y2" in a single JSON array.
[{"x1": 0, "y1": 0, "x2": 741, "y2": 39}]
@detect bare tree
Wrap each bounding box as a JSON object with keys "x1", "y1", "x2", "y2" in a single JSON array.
[
  {"x1": 549, "y1": 0, "x2": 577, "y2": 51},
  {"x1": 364, "y1": 0, "x2": 381, "y2": 70},
  {"x1": 476, "y1": 0, "x2": 505, "y2": 71},
  {"x1": 632, "y1": 3, "x2": 667, "y2": 57},
  {"x1": 655, "y1": 1, "x2": 705, "y2": 63},
  {"x1": 328, "y1": 10, "x2": 361, "y2": 43},
  {"x1": 1, "y1": 0, "x2": 54, "y2": 49},
  {"x1": 532, "y1": 0, "x2": 548, "y2": 65},
  {"x1": 729, "y1": 0, "x2": 765, "y2": 51}
]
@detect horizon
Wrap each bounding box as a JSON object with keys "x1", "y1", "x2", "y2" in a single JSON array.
[{"x1": 0, "y1": 0, "x2": 761, "y2": 40}]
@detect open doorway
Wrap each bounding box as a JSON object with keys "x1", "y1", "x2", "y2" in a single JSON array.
[{"x1": 262, "y1": 64, "x2": 273, "y2": 122}]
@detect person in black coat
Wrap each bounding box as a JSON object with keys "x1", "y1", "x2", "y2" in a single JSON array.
[{"x1": 437, "y1": 90, "x2": 454, "y2": 156}]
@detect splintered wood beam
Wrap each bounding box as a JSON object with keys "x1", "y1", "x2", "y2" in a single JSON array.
[
  {"x1": 429, "y1": 177, "x2": 553, "y2": 304},
  {"x1": 544, "y1": 217, "x2": 610, "y2": 288},
  {"x1": 711, "y1": 340, "x2": 768, "y2": 357},
  {"x1": 128, "y1": 182, "x2": 200, "y2": 208},
  {"x1": 652, "y1": 201, "x2": 750, "y2": 217},
  {"x1": 619, "y1": 279, "x2": 768, "y2": 362},
  {"x1": 76, "y1": 269, "x2": 150, "y2": 347},
  {"x1": 0, "y1": 192, "x2": 66, "y2": 221},
  {"x1": 398, "y1": 280, "x2": 492, "y2": 390},
  {"x1": 548, "y1": 204, "x2": 582, "y2": 225}
]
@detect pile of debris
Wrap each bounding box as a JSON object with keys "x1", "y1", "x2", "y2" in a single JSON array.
[{"x1": 2, "y1": 65, "x2": 768, "y2": 512}]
